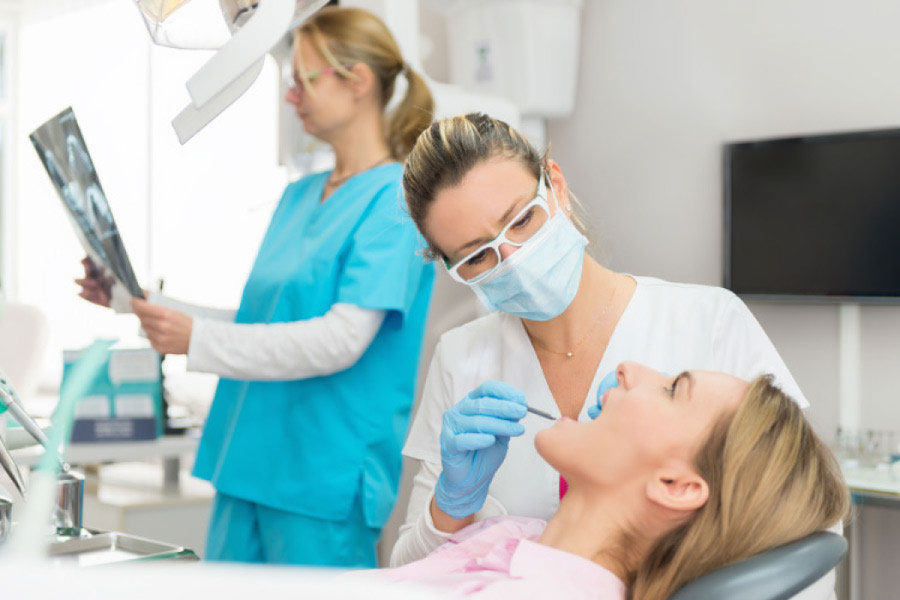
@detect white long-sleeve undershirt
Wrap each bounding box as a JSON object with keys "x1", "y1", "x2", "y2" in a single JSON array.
[
  {"x1": 186, "y1": 303, "x2": 385, "y2": 381},
  {"x1": 113, "y1": 288, "x2": 385, "y2": 381}
]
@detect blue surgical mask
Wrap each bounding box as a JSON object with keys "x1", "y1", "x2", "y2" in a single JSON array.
[{"x1": 471, "y1": 209, "x2": 588, "y2": 321}]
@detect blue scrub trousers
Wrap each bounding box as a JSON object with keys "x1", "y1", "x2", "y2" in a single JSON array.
[{"x1": 205, "y1": 492, "x2": 380, "y2": 567}]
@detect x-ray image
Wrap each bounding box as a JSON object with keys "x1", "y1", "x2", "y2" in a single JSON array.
[{"x1": 30, "y1": 107, "x2": 144, "y2": 299}]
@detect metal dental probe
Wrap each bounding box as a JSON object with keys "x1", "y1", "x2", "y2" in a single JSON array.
[{"x1": 526, "y1": 406, "x2": 556, "y2": 420}]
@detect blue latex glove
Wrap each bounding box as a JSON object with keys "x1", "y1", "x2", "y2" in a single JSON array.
[
  {"x1": 588, "y1": 371, "x2": 619, "y2": 419},
  {"x1": 588, "y1": 369, "x2": 672, "y2": 419},
  {"x1": 434, "y1": 381, "x2": 527, "y2": 519}
]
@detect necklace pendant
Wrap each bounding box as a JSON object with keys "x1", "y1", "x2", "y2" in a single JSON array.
[{"x1": 566, "y1": 351, "x2": 574, "y2": 358}]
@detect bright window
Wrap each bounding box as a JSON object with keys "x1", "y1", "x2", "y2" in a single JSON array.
[
  {"x1": 0, "y1": 14, "x2": 13, "y2": 297},
  {"x1": 8, "y1": 1, "x2": 286, "y2": 390}
]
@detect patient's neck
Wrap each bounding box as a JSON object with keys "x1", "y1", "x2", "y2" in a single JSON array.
[{"x1": 538, "y1": 482, "x2": 656, "y2": 583}]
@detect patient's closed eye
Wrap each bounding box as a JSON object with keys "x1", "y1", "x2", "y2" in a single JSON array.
[{"x1": 665, "y1": 372, "x2": 690, "y2": 398}]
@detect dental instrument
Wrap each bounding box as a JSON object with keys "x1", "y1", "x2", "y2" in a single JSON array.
[
  {"x1": 526, "y1": 406, "x2": 556, "y2": 421},
  {"x1": 0, "y1": 436, "x2": 25, "y2": 497},
  {"x1": 4, "y1": 340, "x2": 111, "y2": 557},
  {"x1": 0, "y1": 373, "x2": 69, "y2": 473}
]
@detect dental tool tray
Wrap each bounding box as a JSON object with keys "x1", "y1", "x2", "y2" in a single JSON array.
[{"x1": 48, "y1": 532, "x2": 197, "y2": 566}]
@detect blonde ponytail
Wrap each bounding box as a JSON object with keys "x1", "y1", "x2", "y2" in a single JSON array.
[
  {"x1": 296, "y1": 7, "x2": 434, "y2": 161},
  {"x1": 388, "y1": 65, "x2": 434, "y2": 161}
]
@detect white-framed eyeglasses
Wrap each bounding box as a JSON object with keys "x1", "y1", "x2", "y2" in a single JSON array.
[{"x1": 444, "y1": 172, "x2": 558, "y2": 284}]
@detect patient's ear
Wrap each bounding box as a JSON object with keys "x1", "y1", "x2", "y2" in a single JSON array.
[{"x1": 646, "y1": 466, "x2": 709, "y2": 513}]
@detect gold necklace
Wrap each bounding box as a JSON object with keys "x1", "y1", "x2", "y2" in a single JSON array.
[
  {"x1": 528, "y1": 276, "x2": 619, "y2": 359},
  {"x1": 325, "y1": 154, "x2": 392, "y2": 189}
]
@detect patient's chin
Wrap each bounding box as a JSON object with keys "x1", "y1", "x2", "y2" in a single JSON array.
[
  {"x1": 534, "y1": 421, "x2": 574, "y2": 472},
  {"x1": 533, "y1": 428, "x2": 555, "y2": 463}
]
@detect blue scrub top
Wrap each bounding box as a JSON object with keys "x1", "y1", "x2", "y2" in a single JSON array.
[{"x1": 192, "y1": 163, "x2": 435, "y2": 528}]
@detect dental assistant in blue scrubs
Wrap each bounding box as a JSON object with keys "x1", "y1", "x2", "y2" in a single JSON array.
[{"x1": 77, "y1": 7, "x2": 435, "y2": 567}]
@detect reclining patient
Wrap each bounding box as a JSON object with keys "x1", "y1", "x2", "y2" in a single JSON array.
[{"x1": 369, "y1": 363, "x2": 849, "y2": 599}]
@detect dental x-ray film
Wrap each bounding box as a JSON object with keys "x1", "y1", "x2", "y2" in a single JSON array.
[{"x1": 29, "y1": 107, "x2": 145, "y2": 299}]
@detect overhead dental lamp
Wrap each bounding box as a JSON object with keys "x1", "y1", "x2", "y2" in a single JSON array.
[{"x1": 133, "y1": 0, "x2": 328, "y2": 143}]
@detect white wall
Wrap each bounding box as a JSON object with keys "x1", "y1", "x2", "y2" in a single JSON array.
[{"x1": 545, "y1": 1, "x2": 900, "y2": 597}]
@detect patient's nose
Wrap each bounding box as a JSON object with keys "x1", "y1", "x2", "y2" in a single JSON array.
[
  {"x1": 617, "y1": 362, "x2": 659, "y2": 390},
  {"x1": 617, "y1": 362, "x2": 635, "y2": 390}
]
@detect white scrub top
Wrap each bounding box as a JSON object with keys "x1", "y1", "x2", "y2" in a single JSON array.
[{"x1": 392, "y1": 275, "x2": 807, "y2": 566}]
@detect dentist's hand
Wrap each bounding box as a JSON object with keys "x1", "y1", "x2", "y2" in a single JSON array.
[
  {"x1": 131, "y1": 298, "x2": 193, "y2": 355},
  {"x1": 434, "y1": 381, "x2": 527, "y2": 520},
  {"x1": 588, "y1": 371, "x2": 619, "y2": 419}
]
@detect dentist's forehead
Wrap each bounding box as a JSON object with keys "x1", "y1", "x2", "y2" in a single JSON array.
[{"x1": 424, "y1": 158, "x2": 537, "y2": 259}]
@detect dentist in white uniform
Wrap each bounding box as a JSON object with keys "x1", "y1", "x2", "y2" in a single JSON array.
[{"x1": 389, "y1": 114, "x2": 829, "y2": 598}]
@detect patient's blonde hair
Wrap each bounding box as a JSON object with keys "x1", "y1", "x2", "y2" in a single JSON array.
[{"x1": 632, "y1": 376, "x2": 850, "y2": 600}]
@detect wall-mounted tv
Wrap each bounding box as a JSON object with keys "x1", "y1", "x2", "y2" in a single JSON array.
[{"x1": 724, "y1": 128, "x2": 900, "y2": 301}]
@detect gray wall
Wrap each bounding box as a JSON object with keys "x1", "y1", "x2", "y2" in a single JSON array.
[
  {"x1": 546, "y1": 1, "x2": 900, "y2": 597},
  {"x1": 547, "y1": 0, "x2": 900, "y2": 436}
]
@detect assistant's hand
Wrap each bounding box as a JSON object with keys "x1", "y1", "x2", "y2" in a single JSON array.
[
  {"x1": 74, "y1": 257, "x2": 113, "y2": 307},
  {"x1": 434, "y1": 381, "x2": 527, "y2": 520},
  {"x1": 588, "y1": 370, "x2": 619, "y2": 419},
  {"x1": 131, "y1": 298, "x2": 193, "y2": 355}
]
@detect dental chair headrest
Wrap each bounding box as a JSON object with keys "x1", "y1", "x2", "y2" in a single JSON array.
[{"x1": 667, "y1": 531, "x2": 846, "y2": 600}]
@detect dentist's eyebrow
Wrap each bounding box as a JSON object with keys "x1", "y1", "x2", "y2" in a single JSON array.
[{"x1": 450, "y1": 192, "x2": 532, "y2": 257}]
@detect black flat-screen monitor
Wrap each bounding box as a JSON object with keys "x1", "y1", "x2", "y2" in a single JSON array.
[{"x1": 724, "y1": 128, "x2": 900, "y2": 301}]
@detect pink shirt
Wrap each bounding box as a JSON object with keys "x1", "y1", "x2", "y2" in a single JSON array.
[{"x1": 373, "y1": 517, "x2": 626, "y2": 599}]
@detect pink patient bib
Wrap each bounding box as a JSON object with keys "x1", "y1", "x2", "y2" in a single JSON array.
[{"x1": 372, "y1": 517, "x2": 627, "y2": 599}]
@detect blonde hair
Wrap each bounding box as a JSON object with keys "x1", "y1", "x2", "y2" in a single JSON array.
[
  {"x1": 632, "y1": 376, "x2": 850, "y2": 600},
  {"x1": 295, "y1": 7, "x2": 434, "y2": 160},
  {"x1": 403, "y1": 113, "x2": 588, "y2": 260}
]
